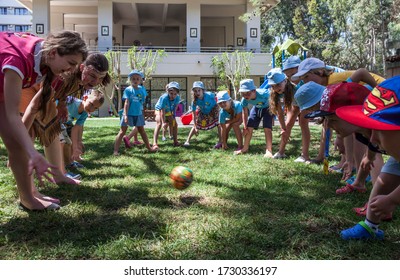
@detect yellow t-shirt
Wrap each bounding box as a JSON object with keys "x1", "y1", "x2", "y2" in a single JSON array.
[{"x1": 328, "y1": 71, "x2": 385, "y2": 85}]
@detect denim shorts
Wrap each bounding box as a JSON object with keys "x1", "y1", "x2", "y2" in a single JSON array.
[
  {"x1": 247, "y1": 106, "x2": 273, "y2": 129},
  {"x1": 381, "y1": 156, "x2": 400, "y2": 176},
  {"x1": 120, "y1": 114, "x2": 145, "y2": 127}
]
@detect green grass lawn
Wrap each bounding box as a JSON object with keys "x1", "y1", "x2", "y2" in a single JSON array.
[{"x1": 0, "y1": 117, "x2": 399, "y2": 260}]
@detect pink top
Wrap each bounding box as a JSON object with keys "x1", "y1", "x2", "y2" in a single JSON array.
[{"x1": 0, "y1": 32, "x2": 44, "y2": 101}]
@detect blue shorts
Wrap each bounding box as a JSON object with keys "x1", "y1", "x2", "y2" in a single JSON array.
[
  {"x1": 381, "y1": 157, "x2": 400, "y2": 176},
  {"x1": 247, "y1": 106, "x2": 273, "y2": 129},
  {"x1": 120, "y1": 115, "x2": 145, "y2": 127}
]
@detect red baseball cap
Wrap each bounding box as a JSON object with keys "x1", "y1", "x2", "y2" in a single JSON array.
[
  {"x1": 305, "y1": 82, "x2": 370, "y2": 119},
  {"x1": 336, "y1": 76, "x2": 400, "y2": 130}
]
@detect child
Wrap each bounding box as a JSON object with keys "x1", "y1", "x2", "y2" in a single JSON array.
[
  {"x1": 0, "y1": 31, "x2": 87, "y2": 211},
  {"x1": 336, "y1": 76, "x2": 400, "y2": 240},
  {"x1": 217, "y1": 91, "x2": 243, "y2": 151},
  {"x1": 64, "y1": 89, "x2": 105, "y2": 169},
  {"x1": 183, "y1": 81, "x2": 221, "y2": 148},
  {"x1": 152, "y1": 81, "x2": 181, "y2": 149},
  {"x1": 295, "y1": 82, "x2": 384, "y2": 206},
  {"x1": 234, "y1": 79, "x2": 272, "y2": 157},
  {"x1": 292, "y1": 58, "x2": 383, "y2": 166},
  {"x1": 114, "y1": 70, "x2": 156, "y2": 155},
  {"x1": 21, "y1": 52, "x2": 111, "y2": 184},
  {"x1": 265, "y1": 68, "x2": 299, "y2": 159}
]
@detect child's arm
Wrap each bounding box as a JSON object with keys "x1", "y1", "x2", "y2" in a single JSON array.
[
  {"x1": 22, "y1": 85, "x2": 42, "y2": 130},
  {"x1": 123, "y1": 99, "x2": 129, "y2": 123},
  {"x1": 370, "y1": 184, "x2": 400, "y2": 219},
  {"x1": 226, "y1": 112, "x2": 242, "y2": 125},
  {"x1": 349, "y1": 68, "x2": 378, "y2": 88},
  {"x1": 4, "y1": 70, "x2": 56, "y2": 182},
  {"x1": 70, "y1": 124, "x2": 83, "y2": 161},
  {"x1": 242, "y1": 107, "x2": 249, "y2": 135},
  {"x1": 220, "y1": 123, "x2": 228, "y2": 149}
]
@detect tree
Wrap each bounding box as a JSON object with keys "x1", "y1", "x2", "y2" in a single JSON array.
[
  {"x1": 127, "y1": 46, "x2": 167, "y2": 81},
  {"x1": 211, "y1": 50, "x2": 253, "y2": 100},
  {"x1": 104, "y1": 50, "x2": 122, "y2": 115}
]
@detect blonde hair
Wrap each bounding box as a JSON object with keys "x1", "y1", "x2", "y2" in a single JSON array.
[
  {"x1": 269, "y1": 79, "x2": 296, "y2": 115},
  {"x1": 88, "y1": 89, "x2": 105, "y2": 106},
  {"x1": 39, "y1": 31, "x2": 88, "y2": 116}
]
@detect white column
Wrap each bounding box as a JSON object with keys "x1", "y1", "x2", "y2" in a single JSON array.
[
  {"x1": 51, "y1": 12, "x2": 64, "y2": 32},
  {"x1": 98, "y1": 0, "x2": 113, "y2": 52},
  {"x1": 32, "y1": 0, "x2": 50, "y2": 37},
  {"x1": 186, "y1": 2, "x2": 200, "y2": 53},
  {"x1": 246, "y1": 1, "x2": 261, "y2": 53}
]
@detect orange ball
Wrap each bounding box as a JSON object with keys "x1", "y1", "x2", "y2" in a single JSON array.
[{"x1": 169, "y1": 166, "x2": 193, "y2": 190}]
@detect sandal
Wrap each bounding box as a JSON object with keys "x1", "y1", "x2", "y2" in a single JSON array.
[
  {"x1": 340, "y1": 221, "x2": 384, "y2": 240},
  {"x1": 353, "y1": 202, "x2": 393, "y2": 221},
  {"x1": 152, "y1": 144, "x2": 159, "y2": 150},
  {"x1": 336, "y1": 183, "x2": 367, "y2": 195}
]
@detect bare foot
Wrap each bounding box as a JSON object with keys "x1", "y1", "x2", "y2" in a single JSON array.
[
  {"x1": 234, "y1": 149, "x2": 247, "y2": 155},
  {"x1": 54, "y1": 174, "x2": 81, "y2": 185},
  {"x1": 33, "y1": 187, "x2": 61, "y2": 204}
]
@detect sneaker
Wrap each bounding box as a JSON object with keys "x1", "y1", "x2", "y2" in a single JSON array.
[
  {"x1": 340, "y1": 221, "x2": 384, "y2": 240},
  {"x1": 67, "y1": 161, "x2": 85, "y2": 169},
  {"x1": 294, "y1": 156, "x2": 307, "y2": 163},
  {"x1": 183, "y1": 142, "x2": 190, "y2": 147},
  {"x1": 123, "y1": 136, "x2": 132, "y2": 148},
  {"x1": 162, "y1": 136, "x2": 167, "y2": 141},
  {"x1": 273, "y1": 152, "x2": 286, "y2": 159},
  {"x1": 264, "y1": 150, "x2": 273, "y2": 158},
  {"x1": 65, "y1": 172, "x2": 82, "y2": 180},
  {"x1": 214, "y1": 142, "x2": 222, "y2": 149}
]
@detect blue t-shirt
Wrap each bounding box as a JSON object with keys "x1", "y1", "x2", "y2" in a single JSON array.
[
  {"x1": 241, "y1": 88, "x2": 270, "y2": 109},
  {"x1": 191, "y1": 92, "x2": 216, "y2": 114},
  {"x1": 123, "y1": 85, "x2": 147, "y2": 116},
  {"x1": 155, "y1": 92, "x2": 181, "y2": 113},
  {"x1": 67, "y1": 98, "x2": 88, "y2": 126},
  {"x1": 219, "y1": 100, "x2": 243, "y2": 124}
]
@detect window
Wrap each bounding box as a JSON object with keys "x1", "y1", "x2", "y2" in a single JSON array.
[
  {"x1": 0, "y1": 8, "x2": 7, "y2": 15},
  {"x1": 15, "y1": 25, "x2": 31, "y2": 32},
  {"x1": 0, "y1": 25, "x2": 8, "y2": 31},
  {"x1": 14, "y1": 8, "x2": 29, "y2": 15}
]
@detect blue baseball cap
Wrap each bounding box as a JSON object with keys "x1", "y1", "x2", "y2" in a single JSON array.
[
  {"x1": 294, "y1": 81, "x2": 326, "y2": 111},
  {"x1": 216, "y1": 91, "x2": 231, "y2": 103},
  {"x1": 239, "y1": 79, "x2": 256, "y2": 92},
  {"x1": 291, "y1": 58, "x2": 327, "y2": 81},
  {"x1": 128, "y1": 69, "x2": 144, "y2": 79},
  {"x1": 282, "y1": 56, "x2": 301, "y2": 71},
  {"x1": 167, "y1": 81, "x2": 180, "y2": 91},
  {"x1": 192, "y1": 81, "x2": 205, "y2": 90},
  {"x1": 336, "y1": 76, "x2": 400, "y2": 130},
  {"x1": 266, "y1": 68, "x2": 287, "y2": 85}
]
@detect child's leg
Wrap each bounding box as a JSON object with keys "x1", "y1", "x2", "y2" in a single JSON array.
[
  {"x1": 126, "y1": 127, "x2": 138, "y2": 142},
  {"x1": 185, "y1": 126, "x2": 196, "y2": 144},
  {"x1": 263, "y1": 128, "x2": 273, "y2": 153},
  {"x1": 136, "y1": 126, "x2": 153, "y2": 151},
  {"x1": 235, "y1": 127, "x2": 253, "y2": 154},
  {"x1": 171, "y1": 117, "x2": 179, "y2": 145},
  {"x1": 153, "y1": 112, "x2": 162, "y2": 146},
  {"x1": 114, "y1": 126, "x2": 128, "y2": 155}
]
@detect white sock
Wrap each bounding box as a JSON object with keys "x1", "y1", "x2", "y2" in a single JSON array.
[{"x1": 365, "y1": 219, "x2": 379, "y2": 233}]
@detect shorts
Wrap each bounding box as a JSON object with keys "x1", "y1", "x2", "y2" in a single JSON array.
[
  {"x1": 247, "y1": 106, "x2": 273, "y2": 129},
  {"x1": 381, "y1": 156, "x2": 400, "y2": 176},
  {"x1": 120, "y1": 114, "x2": 145, "y2": 127}
]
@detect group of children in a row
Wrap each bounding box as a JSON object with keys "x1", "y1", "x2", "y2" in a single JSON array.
[{"x1": 1, "y1": 30, "x2": 399, "y2": 241}]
